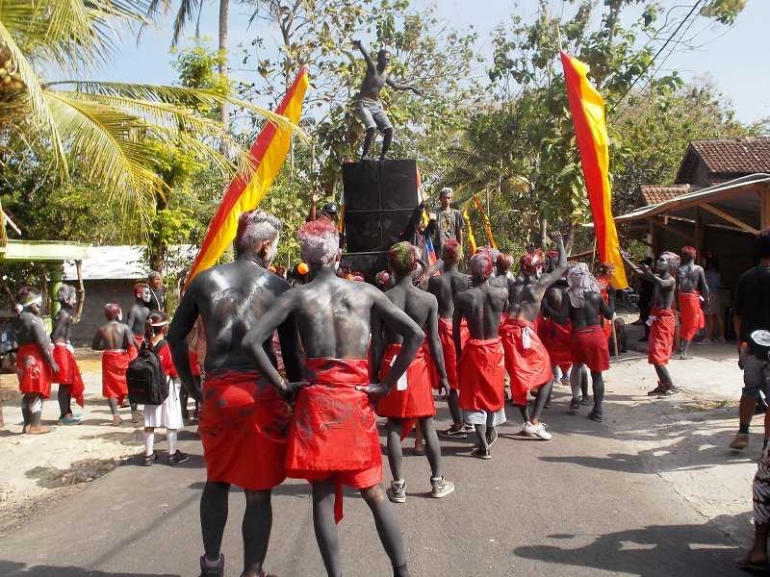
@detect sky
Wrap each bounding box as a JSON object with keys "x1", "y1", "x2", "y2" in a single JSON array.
[{"x1": 99, "y1": 0, "x2": 769, "y2": 124}]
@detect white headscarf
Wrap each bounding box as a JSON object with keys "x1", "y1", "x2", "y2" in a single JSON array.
[{"x1": 567, "y1": 263, "x2": 601, "y2": 309}]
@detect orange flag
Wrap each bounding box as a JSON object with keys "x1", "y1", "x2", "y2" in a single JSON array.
[
  {"x1": 185, "y1": 66, "x2": 310, "y2": 287},
  {"x1": 561, "y1": 52, "x2": 628, "y2": 289}
]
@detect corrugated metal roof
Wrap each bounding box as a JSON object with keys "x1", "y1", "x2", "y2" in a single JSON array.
[{"x1": 62, "y1": 245, "x2": 196, "y2": 280}]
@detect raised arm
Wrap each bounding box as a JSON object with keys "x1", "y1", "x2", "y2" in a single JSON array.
[
  {"x1": 352, "y1": 39, "x2": 376, "y2": 70},
  {"x1": 386, "y1": 77, "x2": 422, "y2": 95},
  {"x1": 167, "y1": 286, "x2": 202, "y2": 402},
  {"x1": 359, "y1": 289, "x2": 424, "y2": 396},
  {"x1": 620, "y1": 250, "x2": 658, "y2": 284},
  {"x1": 538, "y1": 231, "x2": 568, "y2": 287}
]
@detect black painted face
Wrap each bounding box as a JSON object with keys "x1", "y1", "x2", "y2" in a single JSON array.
[
  {"x1": 378, "y1": 51, "x2": 390, "y2": 69},
  {"x1": 656, "y1": 257, "x2": 668, "y2": 273}
]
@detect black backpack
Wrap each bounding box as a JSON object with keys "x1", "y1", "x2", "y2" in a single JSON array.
[{"x1": 127, "y1": 340, "x2": 169, "y2": 406}]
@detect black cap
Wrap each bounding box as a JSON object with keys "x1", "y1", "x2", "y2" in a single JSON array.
[{"x1": 321, "y1": 202, "x2": 338, "y2": 215}]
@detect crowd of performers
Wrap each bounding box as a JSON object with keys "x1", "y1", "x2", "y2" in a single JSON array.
[{"x1": 9, "y1": 207, "x2": 770, "y2": 577}]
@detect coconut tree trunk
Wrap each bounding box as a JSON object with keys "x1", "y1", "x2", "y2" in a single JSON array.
[{"x1": 218, "y1": 0, "x2": 229, "y2": 149}]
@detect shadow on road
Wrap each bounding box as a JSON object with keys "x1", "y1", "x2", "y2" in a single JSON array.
[
  {"x1": 0, "y1": 561, "x2": 178, "y2": 577},
  {"x1": 513, "y1": 513, "x2": 748, "y2": 577}
]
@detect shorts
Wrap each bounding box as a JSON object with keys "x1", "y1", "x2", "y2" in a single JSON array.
[
  {"x1": 464, "y1": 407, "x2": 507, "y2": 427},
  {"x1": 741, "y1": 355, "x2": 770, "y2": 398},
  {"x1": 355, "y1": 98, "x2": 393, "y2": 131}
]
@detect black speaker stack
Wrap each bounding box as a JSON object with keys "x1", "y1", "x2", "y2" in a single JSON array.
[{"x1": 340, "y1": 159, "x2": 419, "y2": 278}]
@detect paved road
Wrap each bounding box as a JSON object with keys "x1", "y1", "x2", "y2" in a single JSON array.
[{"x1": 0, "y1": 391, "x2": 748, "y2": 577}]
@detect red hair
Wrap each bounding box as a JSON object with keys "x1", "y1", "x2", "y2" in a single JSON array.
[
  {"x1": 496, "y1": 253, "x2": 513, "y2": 273},
  {"x1": 470, "y1": 249, "x2": 494, "y2": 279},
  {"x1": 519, "y1": 251, "x2": 543, "y2": 275},
  {"x1": 297, "y1": 219, "x2": 339, "y2": 265},
  {"x1": 442, "y1": 239, "x2": 461, "y2": 263},
  {"x1": 681, "y1": 246, "x2": 697, "y2": 259}
]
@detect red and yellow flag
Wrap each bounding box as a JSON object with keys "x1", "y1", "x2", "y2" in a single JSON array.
[
  {"x1": 471, "y1": 195, "x2": 497, "y2": 250},
  {"x1": 560, "y1": 52, "x2": 628, "y2": 289},
  {"x1": 185, "y1": 66, "x2": 310, "y2": 286}
]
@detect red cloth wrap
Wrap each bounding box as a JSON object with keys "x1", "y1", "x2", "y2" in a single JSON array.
[
  {"x1": 16, "y1": 343, "x2": 53, "y2": 398},
  {"x1": 198, "y1": 370, "x2": 289, "y2": 491},
  {"x1": 499, "y1": 318, "x2": 554, "y2": 405},
  {"x1": 101, "y1": 350, "x2": 130, "y2": 402},
  {"x1": 437, "y1": 317, "x2": 469, "y2": 391},
  {"x1": 678, "y1": 291, "x2": 704, "y2": 341},
  {"x1": 287, "y1": 357, "x2": 382, "y2": 523},
  {"x1": 377, "y1": 341, "x2": 436, "y2": 420},
  {"x1": 541, "y1": 317, "x2": 573, "y2": 373},
  {"x1": 570, "y1": 325, "x2": 610, "y2": 373},
  {"x1": 52, "y1": 343, "x2": 85, "y2": 407},
  {"x1": 458, "y1": 337, "x2": 506, "y2": 412},
  {"x1": 648, "y1": 308, "x2": 675, "y2": 366},
  {"x1": 189, "y1": 350, "x2": 202, "y2": 377}
]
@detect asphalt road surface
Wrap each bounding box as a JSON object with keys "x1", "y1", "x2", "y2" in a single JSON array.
[{"x1": 0, "y1": 395, "x2": 748, "y2": 577}]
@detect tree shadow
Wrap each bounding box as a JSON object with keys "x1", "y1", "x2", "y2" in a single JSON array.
[
  {"x1": 513, "y1": 513, "x2": 749, "y2": 577},
  {"x1": 0, "y1": 561, "x2": 178, "y2": 577},
  {"x1": 24, "y1": 458, "x2": 120, "y2": 489}
]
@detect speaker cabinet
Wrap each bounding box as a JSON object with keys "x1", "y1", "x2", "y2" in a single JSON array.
[{"x1": 342, "y1": 159, "x2": 419, "y2": 253}]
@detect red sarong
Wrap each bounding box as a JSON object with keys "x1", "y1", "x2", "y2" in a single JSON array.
[
  {"x1": 199, "y1": 370, "x2": 289, "y2": 491},
  {"x1": 189, "y1": 350, "x2": 202, "y2": 377},
  {"x1": 649, "y1": 308, "x2": 675, "y2": 366},
  {"x1": 679, "y1": 291, "x2": 704, "y2": 341},
  {"x1": 377, "y1": 341, "x2": 436, "y2": 420},
  {"x1": 437, "y1": 317, "x2": 469, "y2": 391},
  {"x1": 499, "y1": 318, "x2": 554, "y2": 405},
  {"x1": 52, "y1": 343, "x2": 85, "y2": 407},
  {"x1": 540, "y1": 318, "x2": 573, "y2": 373},
  {"x1": 16, "y1": 343, "x2": 53, "y2": 398},
  {"x1": 102, "y1": 350, "x2": 130, "y2": 402},
  {"x1": 287, "y1": 357, "x2": 382, "y2": 523},
  {"x1": 571, "y1": 325, "x2": 610, "y2": 373},
  {"x1": 458, "y1": 338, "x2": 506, "y2": 412}
]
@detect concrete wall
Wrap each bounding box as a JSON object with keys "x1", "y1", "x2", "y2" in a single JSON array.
[{"x1": 70, "y1": 280, "x2": 138, "y2": 346}]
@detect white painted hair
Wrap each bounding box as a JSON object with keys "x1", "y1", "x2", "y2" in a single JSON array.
[
  {"x1": 297, "y1": 220, "x2": 339, "y2": 265},
  {"x1": 235, "y1": 210, "x2": 282, "y2": 256}
]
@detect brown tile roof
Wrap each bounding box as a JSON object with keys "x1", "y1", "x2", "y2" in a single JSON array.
[
  {"x1": 639, "y1": 184, "x2": 692, "y2": 206},
  {"x1": 676, "y1": 137, "x2": 770, "y2": 183}
]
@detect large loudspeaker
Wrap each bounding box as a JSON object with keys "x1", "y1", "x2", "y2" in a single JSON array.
[{"x1": 342, "y1": 159, "x2": 419, "y2": 253}]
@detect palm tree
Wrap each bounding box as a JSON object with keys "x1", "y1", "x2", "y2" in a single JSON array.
[
  {"x1": 0, "y1": 0, "x2": 289, "y2": 228},
  {"x1": 148, "y1": 0, "x2": 231, "y2": 131}
]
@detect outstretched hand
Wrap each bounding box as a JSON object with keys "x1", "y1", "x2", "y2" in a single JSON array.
[
  {"x1": 550, "y1": 230, "x2": 563, "y2": 243},
  {"x1": 351, "y1": 39, "x2": 362, "y2": 48},
  {"x1": 356, "y1": 382, "x2": 390, "y2": 399}
]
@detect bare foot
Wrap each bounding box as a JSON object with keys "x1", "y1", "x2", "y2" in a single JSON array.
[
  {"x1": 112, "y1": 415, "x2": 123, "y2": 427},
  {"x1": 27, "y1": 425, "x2": 51, "y2": 435}
]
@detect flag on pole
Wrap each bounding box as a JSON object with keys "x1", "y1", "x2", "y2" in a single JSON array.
[
  {"x1": 185, "y1": 66, "x2": 310, "y2": 287},
  {"x1": 462, "y1": 208, "x2": 477, "y2": 255},
  {"x1": 471, "y1": 195, "x2": 497, "y2": 250},
  {"x1": 560, "y1": 52, "x2": 628, "y2": 289}
]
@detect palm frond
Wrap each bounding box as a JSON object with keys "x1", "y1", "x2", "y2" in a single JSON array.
[
  {"x1": 0, "y1": 19, "x2": 68, "y2": 175},
  {"x1": 1, "y1": 0, "x2": 150, "y2": 69},
  {"x1": 46, "y1": 81, "x2": 309, "y2": 141},
  {"x1": 44, "y1": 90, "x2": 164, "y2": 226}
]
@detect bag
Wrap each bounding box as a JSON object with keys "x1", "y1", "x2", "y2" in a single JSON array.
[{"x1": 127, "y1": 340, "x2": 169, "y2": 405}]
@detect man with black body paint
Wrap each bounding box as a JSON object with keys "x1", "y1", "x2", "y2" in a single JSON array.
[
  {"x1": 167, "y1": 210, "x2": 302, "y2": 577},
  {"x1": 242, "y1": 219, "x2": 422, "y2": 577}
]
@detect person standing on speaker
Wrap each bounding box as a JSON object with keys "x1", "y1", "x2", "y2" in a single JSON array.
[
  {"x1": 352, "y1": 39, "x2": 422, "y2": 161},
  {"x1": 435, "y1": 187, "x2": 464, "y2": 256}
]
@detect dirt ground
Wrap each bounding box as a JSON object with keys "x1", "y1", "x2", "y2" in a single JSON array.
[{"x1": 0, "y1": 333, "x2": 760, "y2": 545}]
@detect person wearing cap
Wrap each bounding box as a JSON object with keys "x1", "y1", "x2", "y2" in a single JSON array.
[
  {"x1": 435, "y1": 187, "x2": 463, "y2": 256},
  {"x1": 12, "y1": 287, "x2": 59, "y2": 435},
  {"x1": 141, "y1": 311, "x2": 189, "y2": 467}
]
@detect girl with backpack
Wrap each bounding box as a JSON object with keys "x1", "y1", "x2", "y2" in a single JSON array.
[{"x1": 142, "y1": 311, "x2": 189, "y2": 466}]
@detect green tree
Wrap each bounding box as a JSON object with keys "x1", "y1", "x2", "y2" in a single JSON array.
[
  {"x1": 441, "y1": 0, "x2": 749, "y2": 254},
  {"x1": 0, "y1": 0, "x2": 288, "y2": 232}
]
